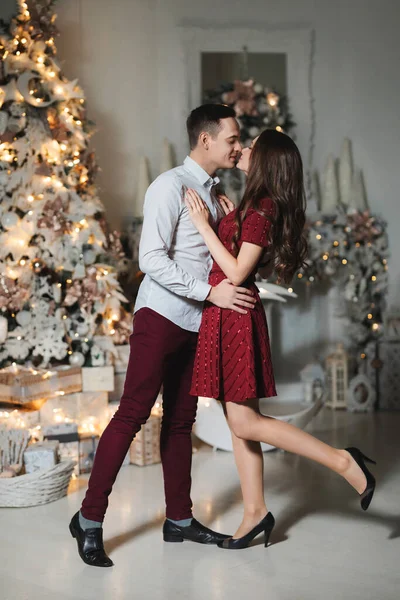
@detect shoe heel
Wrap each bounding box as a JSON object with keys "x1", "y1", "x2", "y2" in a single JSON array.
[
  {"x1": 69, "y1": 523, "x2": 76, "y2": 539},
  {"x1": 264, "y1": 528, "x2": 272, "y2": 548},
  {"x1": 163, "y1": 533, "x2": 184, "y2": 543}
]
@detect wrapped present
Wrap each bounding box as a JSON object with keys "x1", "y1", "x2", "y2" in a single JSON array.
[
  {"x1": 42, "y1": 422, "x2": 78, "y2": 437},
  {"x1": 78, "y1": 434, "x2": 99, "y2": 474},
  {"x1": 109, "y1": 372, "x2": 125, "y2": 403},
  {"x1": 43, "y1": 424, "x2": 98, "y2": 475},
  {"x1": 114, "y1": 344, "x2": 130, "y2": 374},
  {"x1": 23, "y1": 440, "x2": 59, "y2": 474},
  {"x1": 0, "y1": 365, "x2": 82, "y2": 410},
  {"x1": 129, "y1": 413, "x2": 161, "y2": 466},
  {"x1": 0, "y1": 407, "x2": 40, "y2": 430},
  {"x1": 81, "y1": 366, "x2": 114, "y2": 392},
  {"x1": 40, "y1": 391, "x2": 109, "y2": 435}
]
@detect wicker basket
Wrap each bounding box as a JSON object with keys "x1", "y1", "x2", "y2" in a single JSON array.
[{"x1": 0, "y1": 460, "x2": 75, "y2": 507}]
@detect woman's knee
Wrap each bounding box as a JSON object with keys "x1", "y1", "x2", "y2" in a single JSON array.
[
  {"x1": 226, "y1": 404, "x2": 260, "y2": 440},
  {"x1": 228, "y1": 414, "x2": 251, "y2": 440}
]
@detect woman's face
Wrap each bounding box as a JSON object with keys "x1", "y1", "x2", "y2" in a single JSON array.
[{"x1": 236, "y1": 136, "x2": 259, "y2": 174}]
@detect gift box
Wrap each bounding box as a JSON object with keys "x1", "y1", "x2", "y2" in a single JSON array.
[
  {"x1": 0, "y1": 407, "x2": 40, "y2": 430},
  {"x1": 129, "y1": 413, "x2": 161, "y2": 466},
  {"x1": 23, "y1": 440, "x2": 59, "y2": 474},
  {"x1": 0, "y1": 365, "x2": 82, "y2": 410},
  {"x1": 78, "y1": 434, "x2": 99, "y2": 474},
  {"x1": 40, "y1": 391, "x2": 109, "y2": 436},
  {"x1": 81, "y1": 366, "x2": 114, "y2": 392},
  {"x1": 43, "y1": 424, "x2": 99, "y2": 475}
]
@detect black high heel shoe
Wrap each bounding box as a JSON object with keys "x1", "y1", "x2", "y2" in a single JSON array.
[
  {"x1": 345, "y1": 447, "x2": 376, "y2": 511},
  {"x1": 217, "y1": 512, "x2": 275, "y2": 550}
]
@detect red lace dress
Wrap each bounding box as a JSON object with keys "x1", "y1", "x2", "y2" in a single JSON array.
[{"x1": 190, "y1": 197, "x2": 277, "y2": 403}]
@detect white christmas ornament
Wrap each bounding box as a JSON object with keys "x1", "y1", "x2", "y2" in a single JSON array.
[
  {"x1": 77, "y1": 322, "x2": 89, "y2": 336},
  {"x1": 69, "y1": 351, "x2": 85, "y2": 367},
  {"x1": 321, "y1": 155, "x2": 339, "y2": 213},
  {"x1": 16, "y1": 310, "x2": 32, "y2": 327},
  {"x1": 136, "y1": 156, "x2": 151, "y2": 215},
  {"x1": 52, "y1": 283, "x2": 61, "y2": 303},
  {"x1": 339, "y1": 138, "x2": 353, "y2": 207},
  {"x1": 83, "y1": 249, "x2": 96, "y2": 265},
  {"x1": 0, "y1": 79, "x2": 24, "y2": 104},
  {"x1": 0, "y1": 316, "x2": 8, "y2": 344},
  {"x1": 17, "y1": 71, "x2": 53, "y2": 107},
  {"x1": 0, "y1": 110, "x2": 8, "y2": 135},
  {"x1": 1, "y1": 211, "x2": 20, "y2": 229}
]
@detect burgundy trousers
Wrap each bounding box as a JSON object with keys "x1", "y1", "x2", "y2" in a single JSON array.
[{"x1": 81, "y1": 308, "x2": 199, "y2": 522}]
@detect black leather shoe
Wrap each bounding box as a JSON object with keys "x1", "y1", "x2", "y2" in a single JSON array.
[
  {"x1": 69, "y1": 512, "x2": 113, "y2": 567},
  {"x1": 163, "y1": 518, "x2": 231, "y2": 544}
]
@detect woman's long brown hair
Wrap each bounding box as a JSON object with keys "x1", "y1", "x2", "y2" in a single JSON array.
[{"x1": 232, "y1": 129, "x2": 308, "y2": 284}]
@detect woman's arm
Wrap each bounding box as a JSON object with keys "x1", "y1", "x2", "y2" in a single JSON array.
[{"x1": 185, "y1": 189, "x2": 264, "y2": 286}]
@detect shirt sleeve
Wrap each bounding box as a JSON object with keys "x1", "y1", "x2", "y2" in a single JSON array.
[
  {"x1": 241, "y1": 207, "x2": 273, "y2": 248},
  {"x1": 139, "y1": 175, "x2": 212, "y2": 302}
]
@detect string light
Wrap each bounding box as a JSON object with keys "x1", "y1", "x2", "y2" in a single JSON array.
[
  {"x1": 368, "y1": 314, "x2": 373, "y2": 319},
  {"x1": 342, "y1": 259, "x2": 348, "y2": 265},
  {"x1": 316, "y1": 234, "x2": 322, "y2": 240},
  {"x1": 371, "y1": 275, "x2": 377, "y2": 281},
  {"x1": 372, "y1": 323, "x2": 379, "y2": 331}
]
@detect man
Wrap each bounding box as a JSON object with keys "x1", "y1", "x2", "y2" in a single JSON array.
[{"x1": 69, "y1": 104, "x2": 256, "y2": 567}]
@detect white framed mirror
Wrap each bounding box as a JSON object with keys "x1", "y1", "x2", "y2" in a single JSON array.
[{"x1": 179, "y1": 25, "x2": 314, "y2": 190}]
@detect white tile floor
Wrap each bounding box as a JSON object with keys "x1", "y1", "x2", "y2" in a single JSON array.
[{"x1": 1, "y1": 408, "x2": 400, "y2": 600}]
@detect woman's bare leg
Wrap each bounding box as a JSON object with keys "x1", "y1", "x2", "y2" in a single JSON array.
[
  {"x1": 225, "y1": 399, "x2": 367, "y2": 495},
  {"x1": 229, "y1": 431, "x2": 268, "y2": 538},
  {"x1": 221, "y1": 402, "x2": 268, "y2": 538}
]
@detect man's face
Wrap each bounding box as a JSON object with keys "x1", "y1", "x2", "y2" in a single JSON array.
[{"x1": 207, "y1": 117, "x2": 242, "y2": 169}]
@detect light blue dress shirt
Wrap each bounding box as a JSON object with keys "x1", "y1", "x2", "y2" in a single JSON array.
[{"x1": 134, "y1": 156, "x2": 226, "y2": 332}]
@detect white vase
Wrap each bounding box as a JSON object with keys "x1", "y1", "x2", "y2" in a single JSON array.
[
  {"x1": 321, "y1": 155, "x2": 339, "y2": 213},
  {"x1": 136, "y1": 156, "x2": 151, "y2": 216},
  {"x1": 351, "y1": 168, "x2": 368, "y2": 211},
  {"x1": 339, "y1": 138, "x2": 353, "y2": 207},
  {"x1": 160, "y1": 138, "x2": 175, "y2": 173},
  {"x1": 312, "y1": 170, "x2": 322, "y2": 211}
]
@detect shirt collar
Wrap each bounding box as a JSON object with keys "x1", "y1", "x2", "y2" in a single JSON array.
[{"x1": 183, "y1": 156, "x2": 220, "y2": 188}]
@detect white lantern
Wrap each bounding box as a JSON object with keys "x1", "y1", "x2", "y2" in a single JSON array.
[{"x1": 325, "y1": 343, "x2": 349, "y2": 409}]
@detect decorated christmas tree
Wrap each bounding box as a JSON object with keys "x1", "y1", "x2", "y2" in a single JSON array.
[{"x1": 0, "y1": 0, "x2": 132, "y2": 368}]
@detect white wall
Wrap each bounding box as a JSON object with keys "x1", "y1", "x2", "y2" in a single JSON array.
[
  {"x1": 54, "y1": 0, "x2": 400, "y2": 297},
  {"x1": 1, "y1": 0, "x2": 399, "y2": 373}
]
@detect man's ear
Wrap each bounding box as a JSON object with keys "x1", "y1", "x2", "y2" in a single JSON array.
[{"x1": 199, "y1": 132, "x2": 210, "y2": 150}]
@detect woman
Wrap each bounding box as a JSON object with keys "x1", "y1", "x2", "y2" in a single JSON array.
[{"x1": 185, "y1": 129, "x2": 376, "y2": 550}]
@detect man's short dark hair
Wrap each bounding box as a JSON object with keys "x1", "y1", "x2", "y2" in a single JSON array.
[{"x1": 186, "y1": 104, "x2": 236, "y2": 150}]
